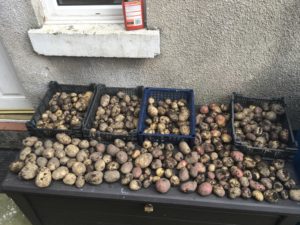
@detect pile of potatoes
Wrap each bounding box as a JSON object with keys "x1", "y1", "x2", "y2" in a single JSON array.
[
  {"x1": 9, "y1": 102, "x2": 300, "y2": 203},
  {"x1": 191, "y1": 103, "x2": 299, "y2": 202},
  {"x1": 37, "y1": 91, "x2": 93, "y2": 130},
  {"x1": 144, "y1": 97, "x2": 191, "y2": 135},
  {"x1": 91, "y1": 91, "x2": 140, "y2": 135},
  {"x1": 233, "y1": 102, "x2": 290, "y2": 149}
]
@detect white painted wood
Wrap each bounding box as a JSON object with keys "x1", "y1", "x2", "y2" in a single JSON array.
[
  {"x1": 33, "y1": 0, "x2": 123, "y2": 25},
  {"x1": 0, "y1": 43, "x2": 32, "y2": 110}
]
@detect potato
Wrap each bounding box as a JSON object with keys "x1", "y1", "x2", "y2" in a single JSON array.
[
  {"x1": 34, "y1": 147, "x2": 44, "y2": 156},
  {"x1": 63, "y1": 173, "x2": 77, "y2": 185},
  {"x1": 22, "y1": 136, "x2": 38, "y2": 147},
  {"x1": 52, "y1": 166, "x2": 69, "y2": 180},
  {"x1": 53, "y1": 142, "x2": 64, "y2": 152},
  {"x1": 180, "y1": 181, "x2": 197, "y2": 193},
  {"x1": 19, "y1": 163, "x2": 38, "y2": 180},
  {"x1": 90, "y1": 152, "x2": 103, "y2": 162},
  {"x1": 100, "y1": 94, "x2": 110, "y2": 107},
  {"x1": 198, "y1": 182, "x2": 212, "y2": 196},
  {"x1": 135, "y1": 153, "x2": 153, "y2": 168},
  {"x1": 106, "y1": 144, "x2": 120, "y2": 156},
  {"x1": 96, "y1": 143, "x2": 106, "y2": 153},
  {"x1": 25, "y1": 153, "x2": 37, "y2": 164},
  {"x1": 56, "y1": 133, "x2": 72, "y2": 145},
  {"x1": 229, "y1": 187, "x2": 242, "y2": 199},
  {"x1": 156, "y1": 178, "x2": 171, "y2": 193},
  {"x1": 72, "y1": 162, "x2": 86, "y2": 176},
  {"x1": 179, "y1": 167, "x2": 189, "y2": 182},
  {"x1": 65, "y1": 144, "x2": 79, "y2": 158},
  {"x1": 42, "y1": 148, "x2": 55, "y2": 159},
  {"x1": 71, "y1": 138, "x2": 81, "y2": 146},
  {"x1": 44, "y1": 140, "x2": 53, "y2": 149},
  {"x1": 104, "y1": 170, "x2": 120, "y2": 183},
  {"x1": 19, "y1": 147, "x2": 32, "y2": 161},
  {"x1": 230, "y1": 151, "x2": 244, "y2": 162},
  {"x1": 94, "y1": 159, "x2": 106, "y2": 172},
  {"x1": 179, "y1": 141, "x2": 191, "y2": 155},
  {"x1": 78, "y1": 140, "x2": 89, "y2": 149},
  {"x1": 35, "y1": 167, "x2": 52, "y2": 188},
  {"x1": 9, "y1": 160, "x2": 25, "y2": 173},
  {"x1": 37, "y1": 157, "x2": 48, "y2": 167},
  {"x1": 114, "y1": 139, "x2": 126, "y2": 148},
  {"x1": 213, "y1": 184, "x2": 226, "y2": 197},
  {"x1": 75, "y1": 175, "x2": 85, "y2": 188},
  {"x1": 148, "y1": 105, "x2": 158, "y2": 117},
  {"x1": 129, "y1": 179, "x2": 142, "y2": 191},
  {"x1": 120, "y1": 161, "x2": 133, "y2": 174},
  {"x1": 60, "y1": 156, "x2": 69, "y2": 166},
  {"x1": 47, "y1": 157, "x2": 60, "y2": 171},
  {"x1": 85, "y1": 171, "x2": 103, "y2": 185},
  {"x1": 116, "y1": 151, "x2": 128, "y2": 164},
  {"x1": 132, "y1": 167, "x2": 143, "y2": 178},
  {"x1": 55, "y1": 149, "x2": 66, "y2": 159},
  {"x1": 76, "y1": 150, "x2": 89, "y2": 162},
  {"x1": 249, "y1": 180, "x2": 266, "y2": 191},
  {"x1": 289, "y1": 189, "x2": 300, "y2": 201}
]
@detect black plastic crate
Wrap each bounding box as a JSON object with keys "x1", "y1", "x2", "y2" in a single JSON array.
[
  {"x1": 26, "y1": 81, "x2": 97, "y2": 138},
  {"x1": 231, "y1": 92, "x2": 298, "y2": 159},
  {"x1": 83, "y1": 85, "x2": 144, "y2": 142},
  {"x1": 138, "y1": 87, "x2": 195, "y2": 145},
  {"x1": 0, "y1": 148, "x2": 18, "y2": 192}
]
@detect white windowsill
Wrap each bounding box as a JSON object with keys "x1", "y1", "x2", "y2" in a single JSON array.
[{"x1": 28, "y1": 24, "x2": 160, "y2": 58}]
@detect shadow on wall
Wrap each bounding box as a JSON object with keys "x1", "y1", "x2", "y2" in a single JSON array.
[{"x1": 241, "y1": 0, "x2": 300, "y2": 129}]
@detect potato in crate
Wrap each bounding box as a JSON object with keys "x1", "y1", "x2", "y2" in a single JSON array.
[{"x1": 138, "y1": 87, "x2": 195, "y2": 144}]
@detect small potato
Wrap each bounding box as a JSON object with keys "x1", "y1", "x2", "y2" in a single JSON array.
[
  {"x1": 9, "y1": 160, "x2": 25, "y2": 173},
  {"x1": 94, "y1": 159, "x2": 106, "y2": 172},
  {"x1": 55, "y1": 149, "x2": 66, "y2": 159},
  {"x1": 96, "y1": 143, "x2": 106, "y2": 153},
  {"x1": 19, "y1": 147, "x2": 32, "y2": 161},
  {"x1": 129, "y1": 179, "x2": 142, "y2": 191},
  {"x1": 52, "y1": 166, "x2": 69, "y2": 180},
  {"x1": 120, "y1": 161, "x2": 133, "y2": 174},
  {"x1": 85, "y1": 171, "x2": 103, "y2": 185},
  {"x1": 72, "y1": 162, "x2": 86, "y2": 176},
  {"x1": 198, "y1": 182, "x2": 212, "y2": 196},
  {"x1": 60, "y1": 156, "x2": 69, "y2": 165},
  {"x1": 132, "y1": 167, "x2": 143, "y2": 178},
  {"x1": 67, "y1": 159, "x2": 76, "y2": 169},
  {"x1": 37, "y1": 157, "x2": 48, "y2": 168},
  {"x1": 104, "y1": 170, "x2": 120, "y2": 183},
  {"x1": 107, "y1": 144, "x2": 120, "y2": 156},
  {"x1": 71, "y1": 138, "x2": 81, "y2": 146},
  {"x1": 100, "y1": 94, "x2": 110, "y2": 107},
  {"x1": 179, "y1": 167, "x2": 189, "y2": 182},
  {"x1": 25, "y1": 154, "x2": 36, "y2": 165},
  {"x1": 180, "y1": 181, "x2": 197, "y2": 193},
  {"x1": 116, "y1": 151, "x2": 128, "y2": 164},
  {"x1": 75, "y1": 175, "x2": 85, "y2": 188},
  {"x1": 53, "y1": 142, "x2": 64, "y2": 152},
  {"x1": 230, "y1": 151, "x2": 244, "y2": 162},
  {"x1": 90, "y1": 152, "x2": 103, "y2": 162},
  {"x1": 19, "y1": 163, "x2": 38, "y2": 180},
  {"x1": 56, "y1": 133, "x2": 72, "y2": 145},
  {"x1": 65, "y1": 144, "x2": 80, "y2": 158},
  {"x1": 76, "y1": 150, "x2": 89, "y2": 162},
  {"x1": 135, "y1": 153, "x2": 153, "y2": 168},
  {"x1": 42, "y1": 148, "x2": 55, "y2": 159},
  {"x1": 63, "y1": 173, "x2": 77, "y2": 186},
  {"x1": 114, "y1": 139, "x2": 126, "y2": 148},
  {"x1": 156, "y1": 178, "x2": 171, "y2": 193},
  {"x1": 35, "y1": 167, "x2": 52, "y2": 188},
  {"x1": 22, "y1": 136, "x2": 38, "y2": 147},
  {"x1": 179, "y1": 141, "x2": 191, "y2": 155},
  {"x1": 78, "y1": 140, "x2": 89, "y2": 149},
  {"x1": 213, "y1": 184, "x2": 226, "y2": 197},
  {"x1": 47, "y1": 157, "x2": 60, "y2": 171}
]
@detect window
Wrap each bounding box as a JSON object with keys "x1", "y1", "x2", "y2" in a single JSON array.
[{"x1": 41, "y1": 0, "x2": 123, "y2": 24}]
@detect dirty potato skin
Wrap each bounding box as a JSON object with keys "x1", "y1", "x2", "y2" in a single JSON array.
[
  {"x1": 19, "y1": 163, "x2": 38, "y2": 180},
  {"x1": 9, "y1": 160, "x2": 25, "y2": 173},
  {"x1": 52, "y1": 166, "x2": 69, "y2": 180},
  {"x1": 156, "y1": 178, "x2": 171, "y2": 193},
  {"x1": 35, "y1": 167, "x2": 52, "y2": 188}
]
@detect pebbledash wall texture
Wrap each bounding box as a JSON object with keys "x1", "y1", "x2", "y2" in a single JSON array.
[{"x1": 0, "y1": 0, "x2": 299, "y2": 128}]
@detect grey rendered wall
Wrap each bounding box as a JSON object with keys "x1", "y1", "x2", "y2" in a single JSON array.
[{"x1": 0, "y1": 0, "x2": 299, "y2": 128}]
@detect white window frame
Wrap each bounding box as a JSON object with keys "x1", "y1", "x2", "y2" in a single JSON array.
[{"x1": 40, "y1": 0, "x2": 123, "y2": 24}]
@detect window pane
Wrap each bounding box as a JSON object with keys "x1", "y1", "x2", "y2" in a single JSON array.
[{"x1": 57, "y1": 0, "x2": 121, "y2": 5}]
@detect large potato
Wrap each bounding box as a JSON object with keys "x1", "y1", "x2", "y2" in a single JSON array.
[
  {"x1": 135, "y1": 153, "x2": 153, "y2": 168},
  {"x1": 35, "y1": 167, "x2": 52, "y2": 188},
  {"x1": 52, "y1": 166, "x2": 69, "y2": 180},
  {"x1": 19, "y1": 163, "x2": 38, "y2": 180},
  {"x1": 85, "y1": 171, "x2": 103, "y2": 185}
]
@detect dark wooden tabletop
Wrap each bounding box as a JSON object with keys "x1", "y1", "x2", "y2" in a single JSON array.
[{"x1": 2, "y1": 161, "x2": 300, "y2": 216}]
